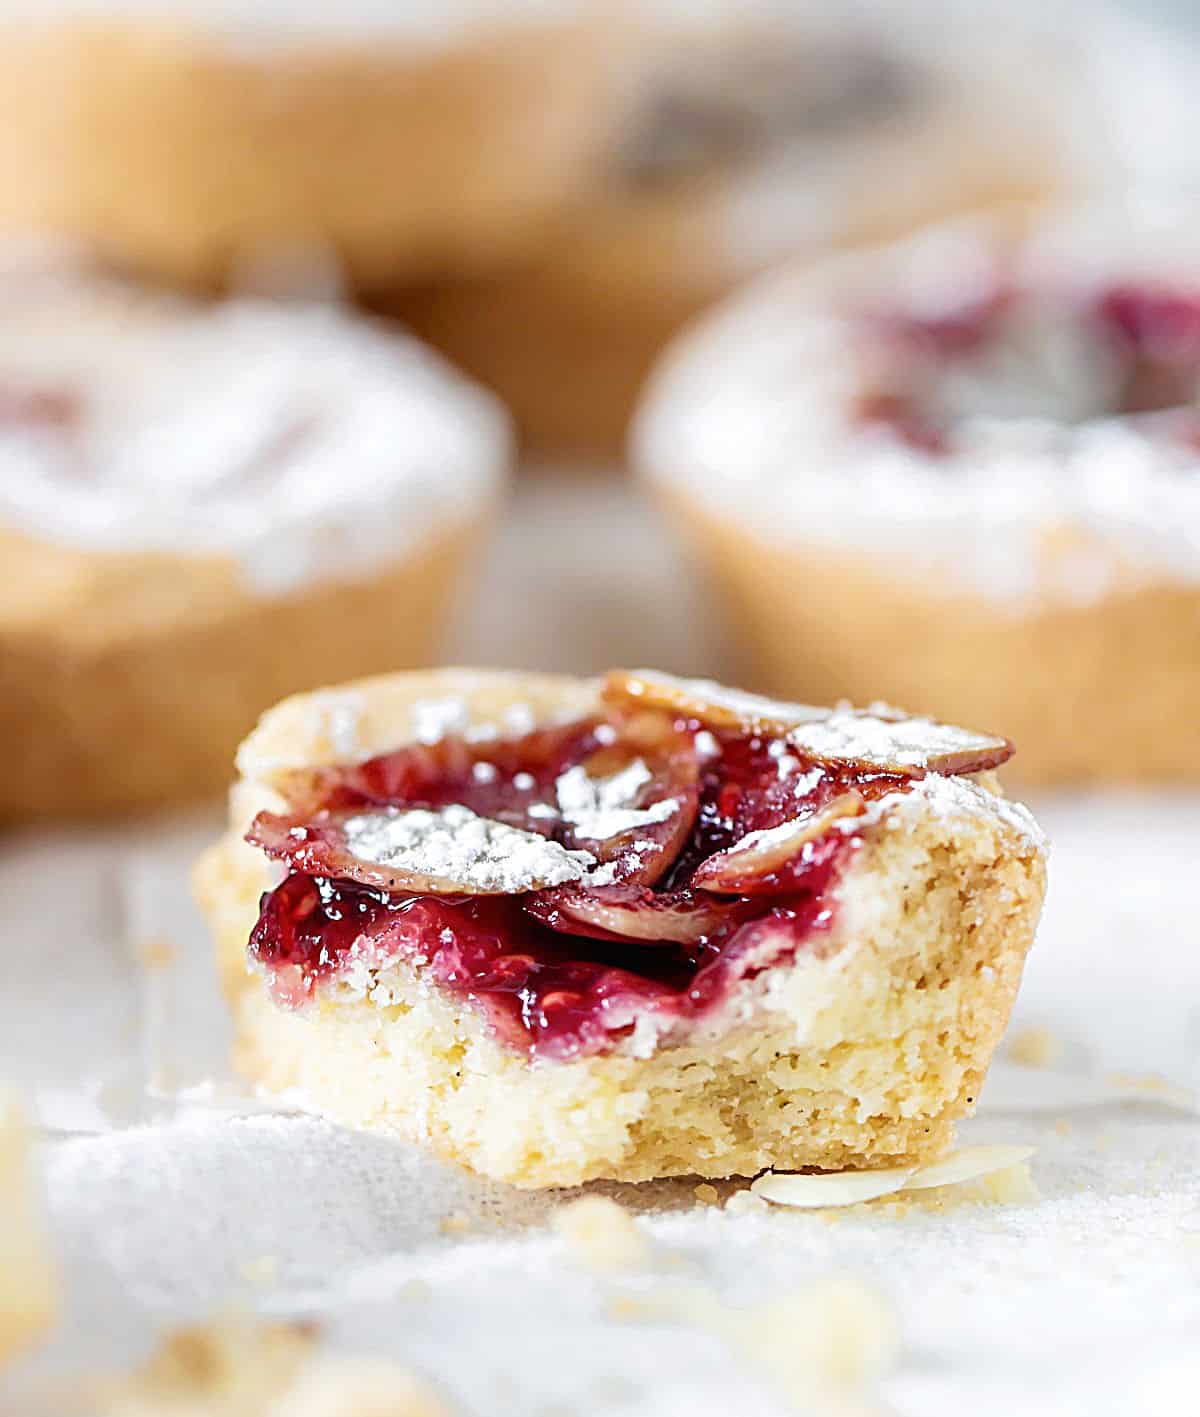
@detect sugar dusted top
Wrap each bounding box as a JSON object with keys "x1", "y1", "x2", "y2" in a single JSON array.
[
  {"x1": 637, "y1": 205, "x2": 1200, "y2": 606},
  {"x1": 0, "y1": 265, "x2": 510, "y2": 593}
]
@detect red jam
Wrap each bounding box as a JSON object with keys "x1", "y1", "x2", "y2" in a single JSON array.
[
  {"x1": 246, "y1": 712, "x2": 914, "y2": 1061},
  {"x1": 859, "y1": 282, "x2": 1200, "y2": 453}
]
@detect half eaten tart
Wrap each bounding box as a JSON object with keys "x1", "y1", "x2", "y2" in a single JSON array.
[{"x1": 195, "y1": 669, "x2": 1047, "y2": 1188}]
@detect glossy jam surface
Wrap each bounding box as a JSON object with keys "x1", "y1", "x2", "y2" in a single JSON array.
[
  {"x1": 858, "y1": 283, "x2": 1200, "y2": 453},
  {"x1": 247, "y1": 714, "x2": 912, "y2": 1060}
]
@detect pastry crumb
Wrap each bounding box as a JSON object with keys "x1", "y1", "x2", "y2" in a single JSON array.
[
  {"x1": 693, "y1": 1183, "x2": 720, "y2": 1206},
  {"x1": 136, "y1": 938, "x2": 178, "y2": 971},
  {"x1": 552, "y1": 1196, "x2": 649, "y2": 1271},
  {"x1": 1006, "y1": 1025, "x2": 1063, "y2": 1068},
  {"x1": 724, "y1": 1189, "x2": 768, "y2": 1216},
  {"x1": 438, "y1": 1211, "x2": 472, "y2": 1236},
  {"x1": 236, "y1": 1255, "x2": 278, "y2": 1288},
  {"x1": 737, "y1": 1276, "x2": 900, "y2": 1397},
  {"x1": 102, "y1": 1320, "x2": 445, "y2": 1416}
]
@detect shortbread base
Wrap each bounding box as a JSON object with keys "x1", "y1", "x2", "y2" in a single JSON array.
[
  {"x1": 197, "y1": 775, "x2": 1044, "y2": 1189},
  {"x1": 658, "y1": 490, "x2": 1200, "y2": 785},
  {"x1": 0, "y1": 520, "x2": 484, "y2": 821}
]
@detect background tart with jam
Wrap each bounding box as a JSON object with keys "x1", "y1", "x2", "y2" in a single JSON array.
[{"x1": 636, "y1": 205, "x2": 1200, "y2": 783}]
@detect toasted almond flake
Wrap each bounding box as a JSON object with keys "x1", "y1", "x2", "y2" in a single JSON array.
[
  {"x1": 902, "y1": 1144, "x2": 1036, "y2": 1192},
  {"x1": 751, "y1": 1167, "x2": 914, "y2": 1208},
  {"x1": 604, "y1": 669, "x2": 830, "y2": 734},
  {"x1": 692, "y1": 793, "x2": 866, "y2": 892},
  {"x1": 788, "y1": 712, "x2": 1013, "y2": 776},
  {"x1": 605, "y1": 670, "x2": 1013, "y2": 774}
]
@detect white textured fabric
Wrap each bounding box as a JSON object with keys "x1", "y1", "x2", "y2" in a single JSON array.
[{"x1": 1, "y1": 479, "x2": 1198, "y2": 1414}]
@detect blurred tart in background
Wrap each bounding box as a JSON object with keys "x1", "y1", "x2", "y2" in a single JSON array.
[
  {"x1": 0, "y1": 4, "x2": 612, "y2": 291},
  {"x1": 636, "y1": 204, "x2": 1200, "y2": 783},
  {"x1": 387, "y1": 5, "x2": 1098, "y2": 457},
  {"x1": 0, "y1": 261, "x2": 510, "y2": 821}
]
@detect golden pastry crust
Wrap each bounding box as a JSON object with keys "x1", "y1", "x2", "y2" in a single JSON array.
[
  {"x1": 0, "y1": 16, "x2": 611, "y2": 290},
  {"x1": 655, "y1": 490, "x2": 1200, "y2": 784},
  {"x1": 0, "y1": 519, "x2": 488, "y2": 821},
  {"x1": 383, "y1": 14, "x2": 1071, "y2": 457},
  {"x1": 196, "y1": 669, "x2": 1046, "y2": 1189},
  {"x1": 0, "y1": 1094, "x2": 56, "y2": 1363}
]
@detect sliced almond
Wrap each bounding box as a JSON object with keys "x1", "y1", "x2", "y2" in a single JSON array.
[
  {"x1": 750, "y1": 1167, "x2": 914, "y2": 1208},
  {"x1": 525, "y1": 884, "x2": 750, "y2": 945},
  {"x1": 249, "y1": 804, "x2": 595, "y2": 896},
  {"x1": 604, "y1": 671, "x2": 1013, "y2": 776},
  {"x1": 901, "y1": 1144, "x2": 1036, "y2": 1192},
  {"x1": 788, "y1": 713, "x2": 1013, "y2": 776},
  {"x1": 603, "y1": 670, "x2": 830, "y2": 735},
  {"x1": 692, "y1": 794, "x2": 866, "y2": 894}
]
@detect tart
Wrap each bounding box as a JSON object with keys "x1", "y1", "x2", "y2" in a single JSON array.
[
  {"x1": 0, "y1": 263, "x2": 509, "y2": 821},
  {"x1": 0, "y1": 1094, "x2": 56, "y2": 1362},
  {"x1": 195, "y1": 668, "x2": 1047, "y2": 1189},
  {"x1": 388, "y1": 9, "x2": 1090, "y2": 456},
  {"x1": 0, "y1": 7, "x2": 611, "y2": 290},
  {"x1": 637, "y1": 207, "x2": 1200, "y2": 782}
]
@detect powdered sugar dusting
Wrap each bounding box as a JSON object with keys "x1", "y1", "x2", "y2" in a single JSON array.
[
  {"x1": 637, "y1": 206, "x2": 1200, "y2": 606},
  {"x1": 555, "y1": 760, "x2": 679, "y2": 841},
  {"x1": 788, "y1": 713, "x2": 1004, "y2": 771},
  {"x1": 0, "y1": 269, "x2": 509, "y2": 593},
  {"x1": 853, "y1": 773, "x2": 1047, "y2": 854},
  {"x1": 341, "y1": 805, "x2": 595, "y2": 894}
]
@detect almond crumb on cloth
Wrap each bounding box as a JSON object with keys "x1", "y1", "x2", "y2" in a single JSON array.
[
  {"x1": 1006, "y1": 1025, "x2": 1065, "y2": 1068},
  {"x1": 552, "y1": 1195, "x2": 650, "y2": 1271},
  {"x1": 100, "y1": 1319, "x2": 446, "y2": 1417}
]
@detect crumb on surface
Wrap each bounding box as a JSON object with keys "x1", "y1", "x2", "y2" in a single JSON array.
[
  {"x1": 1006, "y1": 1025, "x2": 1064, "y2": 1068},
  {"x1": 551, "y1": 1195, "x2": 649, "y2": 1271},
  {"x1": 136, "y1": 938, "x2": 178, "y2": 971},
  {"x1": 438, "y1": 1211, "x2": 472, "y2": 1237},
  {"x1": 694, "y1": 1183, "x2": 720, "y2": 1206},
  {"x1": 102, "y1": 1319, "x2": 446, "y2": 1416},
  {"x1": 724, "y1": 1189, "x2": 768, "y2": 1216}
]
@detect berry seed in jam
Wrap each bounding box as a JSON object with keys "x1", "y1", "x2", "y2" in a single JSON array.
[{"x1": 246, "y1": 706, "x2": 915, "y2": 1061}]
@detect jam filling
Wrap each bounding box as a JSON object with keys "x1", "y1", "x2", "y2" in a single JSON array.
[
  {"x1": 857, "y1": 282, "x2": 1200, "y2": 454},
  {"x1": 245, "y1": 704, "x2": 919, "y2": 1061}
]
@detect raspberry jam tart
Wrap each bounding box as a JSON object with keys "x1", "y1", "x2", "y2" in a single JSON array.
[
  {"x1": 197, "y1": 668, "x2": 1047, "y2": 1187},
  {"x1": 636, "y1": 208, "x2": 1200, "y2": 783}
]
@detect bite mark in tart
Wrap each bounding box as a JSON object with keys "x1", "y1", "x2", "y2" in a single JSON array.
[{"x1": 196, "y1": 669, "x2": 1046, "y2": 1188}]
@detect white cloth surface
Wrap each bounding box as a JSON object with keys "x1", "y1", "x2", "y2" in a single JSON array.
[{"x1": 2, "y1": 473, "x2": 1198, "y2": 1416}]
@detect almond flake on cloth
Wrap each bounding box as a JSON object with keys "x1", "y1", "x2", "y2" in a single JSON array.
[
  {"x1": 900, "y1": 1144, "x2": 1036, "y2": 1191},
  {"x1": 341, "y1": 804, "x2": 595, "y2": 894},
  {"x1": 750, "y1": 1169, "x2": 914, "y2": 1208},
  {"x1": 750, "y1": 1145, "x2": 1036, "y2": 1208}
]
